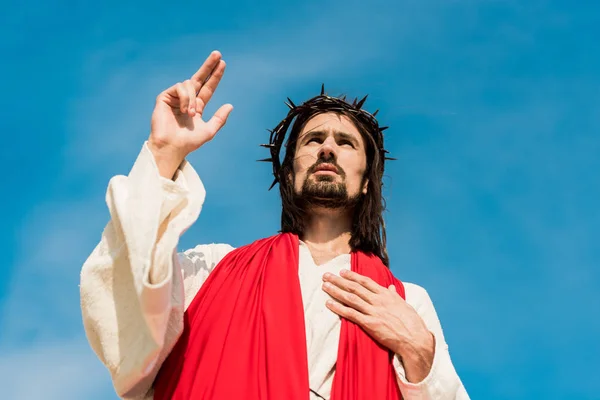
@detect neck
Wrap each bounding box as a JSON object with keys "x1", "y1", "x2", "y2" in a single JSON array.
[{"x1": 299, "y1": 208, "x2": 353, "y2": 254}]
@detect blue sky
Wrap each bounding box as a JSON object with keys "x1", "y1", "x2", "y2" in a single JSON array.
[{"x1": 1, "y1": 0, "x2": 599, "y2": 398}]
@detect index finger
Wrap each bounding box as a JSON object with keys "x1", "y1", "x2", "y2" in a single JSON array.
[
  {"x1": 322, "y1": 272, "x2": 377, "y2": 305},
  {"x1": 191, "y1": 51, "x2": 222, "y2": 89},
  {"x1": 338, "y1": 269, "x2": 385, "y2": 294}
]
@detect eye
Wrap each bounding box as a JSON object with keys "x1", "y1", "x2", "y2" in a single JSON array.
[
  {"x1": 306, "y1": 137, "x2": 322, "y2": 145},
  {"x1": 339, "y1": 139, "x2": 354, "y2": 148}
]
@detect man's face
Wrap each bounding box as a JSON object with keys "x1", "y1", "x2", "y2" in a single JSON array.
[{"x1": 292, "y1": 112, "x2": 368, "y2": 208}]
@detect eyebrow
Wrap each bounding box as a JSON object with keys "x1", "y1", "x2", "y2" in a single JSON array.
[{"x1": 300, "y1": 130, "x2": 361, "y2": 147}]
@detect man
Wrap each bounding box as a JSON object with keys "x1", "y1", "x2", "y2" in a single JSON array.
[{"x1": 80, "y1": 50, "x2": 469, "y2": 399}]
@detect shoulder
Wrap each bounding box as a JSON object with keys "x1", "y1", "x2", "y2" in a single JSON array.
[
  {"x1": 179, "y1": 243, "x2": 236, "y2": 270},
  {"x1": 174, "y1": 243, "x2": 235, "y2": 310},
  {"x1": 179, "y1": 235, "x2": 281, "y2": 268}
]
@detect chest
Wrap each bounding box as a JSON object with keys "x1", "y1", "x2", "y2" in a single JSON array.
[
  {"x1": 297, "y1": 245, "x2": 349, "y2": 340},
  {"x1": 297, "y1": 244, "x2": 350, "y2": 305},
  {"x1": 296, "y1": 245, "x2": 351, "y2": 388},
  {"x1": 307, "y1": 248, "x2": 344, "y2": 266}
]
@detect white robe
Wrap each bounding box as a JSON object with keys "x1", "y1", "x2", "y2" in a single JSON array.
[{"x1": 80, "y1": 142, "x2": 470, "y2": 400}]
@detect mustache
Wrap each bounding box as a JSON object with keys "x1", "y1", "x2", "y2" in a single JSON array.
[{"x1": 307, "y1": 158, "x2": 346, "y2": 177}]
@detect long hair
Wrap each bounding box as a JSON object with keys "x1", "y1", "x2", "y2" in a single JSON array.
[{"x1": 276, "y1": 108, "x2": 390, "y2": 267}]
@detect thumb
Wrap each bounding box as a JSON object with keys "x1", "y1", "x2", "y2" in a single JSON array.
[
  {"x1": 204, "y1": 103, "x2": 234, "y2": 136},
  {"x1": 388, "y1": 284, "x2": 397, "y2": 293}
]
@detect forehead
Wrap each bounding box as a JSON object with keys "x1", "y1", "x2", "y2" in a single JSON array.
[{"x1": 299, "y1": 112, "x2": 362, "y2": 139}]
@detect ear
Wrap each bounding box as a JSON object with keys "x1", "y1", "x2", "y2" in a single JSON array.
[{"x1": 362, "y1": 178, "x2": 369, "y2": 195}]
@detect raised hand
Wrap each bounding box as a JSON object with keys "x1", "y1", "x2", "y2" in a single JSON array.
[{"x1": 148, "y1": 51, "x2": 233, "y2": 178}]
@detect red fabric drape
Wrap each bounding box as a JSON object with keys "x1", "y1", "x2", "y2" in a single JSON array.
[{"x1": 154, "y1": 233, "x2": 404, "y2": 399}]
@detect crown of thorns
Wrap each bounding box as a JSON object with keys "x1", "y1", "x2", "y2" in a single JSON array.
[{"x1": 259, "y1": 84, "x2": 395, "y2": 190}]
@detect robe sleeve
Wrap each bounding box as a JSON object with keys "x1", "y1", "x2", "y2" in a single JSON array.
[
  {"x1": 393, "y1": 283, "x2": 470, "y2": 400},
  {"x1": 80, "y1": 142, "x2": 234, "y2": 399}
]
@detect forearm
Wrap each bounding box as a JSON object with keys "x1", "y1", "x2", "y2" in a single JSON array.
[{"x1": 147, "y1": 138, "x2": 186, "y2": 180}]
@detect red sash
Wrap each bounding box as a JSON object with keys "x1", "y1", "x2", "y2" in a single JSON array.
[{"x1": 154, "y1": 233, "x2": 404, "y2": 399}]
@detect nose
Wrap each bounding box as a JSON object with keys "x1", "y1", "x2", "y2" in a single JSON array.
[{"x1": 318, "y1": 137, "x2": 337, "y2": 161}]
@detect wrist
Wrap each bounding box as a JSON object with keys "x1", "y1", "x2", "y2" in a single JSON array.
[
  {"x1": 147, "y1": 139, "x2": 186, "y2": 180},
  {"x1": 396, "y1": 331, "x2": 435, "y2": 383}
]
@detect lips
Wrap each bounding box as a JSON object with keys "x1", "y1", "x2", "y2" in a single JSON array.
[{"x1": 313, "y1": 163, "x2": 338, "y2": 174}]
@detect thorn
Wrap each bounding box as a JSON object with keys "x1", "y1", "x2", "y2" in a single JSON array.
[
  {"x1": 384, "y1": 157, "x2": 397, "y2": 161},
  {"x1": 259, "y1": 144, "x2": 275, "y2": 148},
  {"x1": 285, "y1": 97, "x2": 296, "y2": 109},
  {"x1": 356, "y1": 95, "x2": 368, "y2": 109},
  {"x1": 321, "y1": 83, "x2": 325, "y2": 95},
  {"x1": 379, "y1": 126, "x2": 389, "y2": 132},
  {"x1": 257, "y1": 158, "x2": 273, "y2": 162},
  {"x1": 373, "y1": 109, "x2": 379, "y2": 116},
  {"x1": 352, "y1": 97, "x2": 358, "y2": 106},
  {"x1": 268, "y1": 178, "x2": 278, "y2": 191},
  {"x1": 341, "y1": 95, "x2": 347, "y2": 101}
]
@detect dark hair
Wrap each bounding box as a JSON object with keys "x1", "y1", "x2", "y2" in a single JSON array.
[{"x1": 270, "y1": 98, "x2": 390, "y2": 266}]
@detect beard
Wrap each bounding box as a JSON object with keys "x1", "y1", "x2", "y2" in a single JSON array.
[{"x1": 294, "y1": 167, "x2": 362, "y2": 210}]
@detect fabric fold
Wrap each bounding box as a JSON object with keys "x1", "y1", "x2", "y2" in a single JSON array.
[{"x1": 154, "y1": 233, "x2": 405, "y2": 400}]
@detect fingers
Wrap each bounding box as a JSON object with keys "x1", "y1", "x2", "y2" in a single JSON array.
[
  {"x1": 164, "y1": 79, "x2": 198, "y2": 116},
  {"x1": 339, "y1": 269, "x2": 386, "y2": 294},
  {"x1": 183, "y1": 80, "x2": 197, "y2": 116},
  {"x1": 322, "y1": 271, "x2": 378, "y2": 304},
  {"x1": 191, "y1": 51, "x2": 222, "y2": 91},
  {"x1": 196, "y1": 60, "x2": 226, "y2": 115},
  {"x1": 323, "y1": 281, "x2": 372, "y2": 314},
  {"x1": 173, "y1": 82, "x2": 189, "y2": 115},
  {"x1": 160, "y1": 51, "x2": 225, "y2": 116},
  {"x1": 326, "y1": 299, "x2": 371, "y2": 326},
  {"x1": 203, "y1": 103, "x2": 234, "y2": 137}
]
